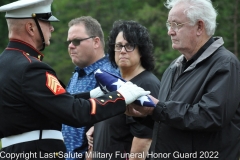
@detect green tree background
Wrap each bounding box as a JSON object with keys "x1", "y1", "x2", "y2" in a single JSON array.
[
  {"x1": 0, "y1": 0, "x2": 239, "y2": 85},
  {"x1": 0, "y1": 0, "x2": 239, "y2": 150}
]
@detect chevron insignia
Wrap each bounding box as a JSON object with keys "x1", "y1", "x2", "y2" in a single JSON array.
[{"x1": 46, "y1": 72, "x2": 66, "y2": 95}]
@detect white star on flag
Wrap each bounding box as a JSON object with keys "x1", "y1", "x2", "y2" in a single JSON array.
[
  {"x1": 99, "y1": 83, "x2": 109, "y2": 93},
  {"x1": 138, "y1": 95, "x2": 151, "y2": 106},
  {"x1": 112, "y1": 79, "x2": 125, "y2": 89},
  {"x1": 95, "y1": 69, "x2": 103, "y2": 74}
]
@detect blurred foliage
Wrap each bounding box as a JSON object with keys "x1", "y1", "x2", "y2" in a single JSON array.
[{"x1": 0, "y1": 0, "x2": 239, "y2": 85}]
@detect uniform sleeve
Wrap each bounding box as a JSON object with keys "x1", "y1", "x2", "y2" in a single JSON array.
[
  {"x1": 73, "y1": 91, "x2": 90, "y2": 99},
  {"x1": 152, "y1": 59, "x2": 240, "y2": 131},
  {"x1": 22, "y1": 62, "x2": 126, "y2": 127}
]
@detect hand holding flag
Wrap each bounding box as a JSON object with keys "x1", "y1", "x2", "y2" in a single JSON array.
[{"x1": 94, "y1": 69, "x2": 155, "y2": 107}]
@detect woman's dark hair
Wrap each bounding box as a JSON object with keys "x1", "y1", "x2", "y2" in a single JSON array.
[{"x1": 107, "y1": 20, "x2": 155, "y2": 71}]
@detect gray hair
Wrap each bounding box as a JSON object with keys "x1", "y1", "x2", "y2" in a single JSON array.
[
  {"x1": 165, "y1": 0, "x2": 218, "y2": 36},
  {"x1": 68, "y1": 16, "x2": 105, "y2": 47}
]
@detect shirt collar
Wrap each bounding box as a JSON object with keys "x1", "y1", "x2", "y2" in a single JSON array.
[
  {"x1": 183, "y1": 37, "x2": 215, "y2": 63},
  {"x1": 182, "y1": 37, "x2": 215, "y2": 70},
  {"x1": 74, "y1": 55, "x2": 109, "y2": 76}
]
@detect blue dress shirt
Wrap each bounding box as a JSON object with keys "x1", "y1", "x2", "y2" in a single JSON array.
[{"x1": 62, "y1": 55, "x2": 120, "y2": 160}]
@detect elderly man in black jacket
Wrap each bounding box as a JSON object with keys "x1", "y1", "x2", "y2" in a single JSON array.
[{"x1": 131, "y1": 0, "x2": 240, "y2": 159}]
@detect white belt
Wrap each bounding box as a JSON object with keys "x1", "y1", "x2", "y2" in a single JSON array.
[{"x1": 1, "y1": 130, "x2": 63, "y2": 148}]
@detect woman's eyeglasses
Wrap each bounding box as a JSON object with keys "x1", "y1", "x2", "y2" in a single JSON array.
[{"x1": 114, "y1": 43, "x2": 136, "y2": 52}]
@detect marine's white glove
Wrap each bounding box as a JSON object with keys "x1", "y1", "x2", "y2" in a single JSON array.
[
  {"x1": 117, "y1": 81, "x2": 150, "y2": 105},
  {"x1": 90, "y1": 87, "x2": 105, "y2": 98}
]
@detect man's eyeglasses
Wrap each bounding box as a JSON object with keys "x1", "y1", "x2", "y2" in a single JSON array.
[
  {"x1": 67, "y1": 36, "x2": 95, "y2": 46},
  {"x1": 114, "y1": 43, "x2": 136, "y2": 52},
  {"x1": 166, "y1": 21, "x2": 190, "y2": 32}
]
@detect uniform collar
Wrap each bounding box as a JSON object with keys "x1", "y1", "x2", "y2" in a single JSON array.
[
  {"x1": 7, "y1": 39, "x2": 44, "y2": 61},
  {"x1": 74, "y1": 55, "x2": 108, "y2": 76}
]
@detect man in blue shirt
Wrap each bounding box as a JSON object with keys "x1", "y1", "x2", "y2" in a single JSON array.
[{"x1": 62, "y1": 16, "x2": 120, "y2": 160}]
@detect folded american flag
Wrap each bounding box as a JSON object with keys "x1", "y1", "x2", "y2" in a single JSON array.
[{"x1": 94, "y1": 69, "x2": 155, "y2": 107}]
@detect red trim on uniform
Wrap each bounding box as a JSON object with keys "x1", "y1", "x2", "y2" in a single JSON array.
[
  {"x1": 94, "y1": 97, "x2": 125, "y2": 106},
  {"x1": 9, "y1": 39, "x2": 44, "y2": 58},
  {"x1": 46, "y1": 72, "x2": 66, "y2": 95},
  {"x1": 89, "y1": 99, "x2": 96, "y2": 115},
  {"x1": 6, "y1": 48, "x2": 32, "y2": 63}
]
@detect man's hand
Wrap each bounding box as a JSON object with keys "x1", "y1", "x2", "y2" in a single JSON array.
[
  {"x1": 125, "y1": 104, "x2": 147, "y2": 117},
  {"x1": 125, "y1": 103, "x2": 154, "y2": 117},
  {"x1": 117, "y1": 81, "x2": 150, "y2": 105},
  {"x1": 125, "y1": 95, "x2": 158, "y2": 116},
  {"x1": 86, "y1": 126, "x2": 94, "y2": 147},
  {"x1": 148, "y1": 95, "x2": 159, "y2": 105}
]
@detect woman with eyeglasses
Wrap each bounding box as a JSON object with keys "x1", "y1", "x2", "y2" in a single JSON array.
[{"x1": 86, "y1": 20, "x2": 160, "y2": 160}]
